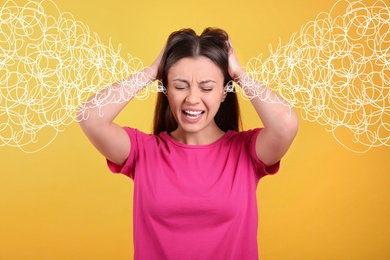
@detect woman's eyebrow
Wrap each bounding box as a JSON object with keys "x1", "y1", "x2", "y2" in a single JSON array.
[
  {"x1": 172, "y1": 79, "x2": 217, "y2": 84},
  {"x1": 199, "y1": 80, "x2": 217, "y2": 84},
  {"x1": 172, "y1": 78, "x2": 189, "y2": 84}
]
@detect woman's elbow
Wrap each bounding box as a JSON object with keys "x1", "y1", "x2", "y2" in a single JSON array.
[
  {"x1": 76, "y1": 102, "x2": 99, "y2": 131},
  {"x1": 76, "y1": 103, "x2": 89, "y2": 126},
  {"x1": 279, "y1": 109, "x2": 299, "y2": 141}
]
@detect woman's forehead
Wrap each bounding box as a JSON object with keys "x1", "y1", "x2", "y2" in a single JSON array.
[{"x1": 168, "y1": 57, "x2": 224, "y2": 81}]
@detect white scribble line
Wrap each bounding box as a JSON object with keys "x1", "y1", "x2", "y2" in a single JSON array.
[{"x1": 245, "y1": 0, "x2": 390, "y2": 152}]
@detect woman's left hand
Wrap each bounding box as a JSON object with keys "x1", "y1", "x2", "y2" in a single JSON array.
[{"x1": 227, "y1": 38, "x2": 245, "y2": 81}]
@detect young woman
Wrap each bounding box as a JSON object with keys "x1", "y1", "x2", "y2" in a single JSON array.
[{"x1": 78, "y1": 27, "x2": 298, "y2": 259}]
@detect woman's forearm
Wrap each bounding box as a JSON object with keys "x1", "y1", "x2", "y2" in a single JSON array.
[
  {"x1": 77, "y1": 67, "x2": 156, "y2": 127},
  {"x1": 238, "y1": 72, "x2": 299, "y2": 138}
]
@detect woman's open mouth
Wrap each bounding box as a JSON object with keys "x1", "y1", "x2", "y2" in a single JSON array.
[{"x1": 183, "y1": 110, "x2": 205, "y2": 120}]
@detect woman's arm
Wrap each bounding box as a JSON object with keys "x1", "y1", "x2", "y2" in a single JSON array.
[
  {"x1": 228, "y1": 40, "x2": 299, "y2": 166},
  {"x1": 78, "y1": 47, "x2": 164, "y2": 166}
]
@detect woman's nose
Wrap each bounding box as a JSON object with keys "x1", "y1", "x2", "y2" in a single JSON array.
[{"x1": 185, "y1": 88, "x2": 200, "y2": 104}]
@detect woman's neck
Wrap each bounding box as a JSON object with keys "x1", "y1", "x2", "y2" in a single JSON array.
[{"x1": 169, "y1": 126, "x2": 225, "y2": 145}]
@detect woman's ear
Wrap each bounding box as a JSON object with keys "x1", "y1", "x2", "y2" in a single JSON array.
[
  {"x1": 157, "y1": 81, "x2": 167, "y2": 95},
  {"x1": 222, "y1": 91, "x2": 227, "y2": 102},
  {"x1": 222, "y1": 84, "x2": 230, "y2": 102}
]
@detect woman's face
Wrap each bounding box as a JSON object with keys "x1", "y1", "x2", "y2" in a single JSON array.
[{"x1": 166, "y1": 56, "x2": 226, "y2": 136}]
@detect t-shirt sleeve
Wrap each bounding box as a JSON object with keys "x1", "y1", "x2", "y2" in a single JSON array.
[
  {"x1": 106, "y1": 127, "x2": 138, "y2": 179},
  {"x1": 249, "y1": 128, "x2": 280, "y2": 178}
]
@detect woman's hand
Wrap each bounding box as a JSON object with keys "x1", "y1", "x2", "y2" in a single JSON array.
[
  {"x1": 227, "y1": 38, "x2": 245, "y2": 81},
  {"x1": 148, "y1": 43, "x2": 166, "y2": 79}
]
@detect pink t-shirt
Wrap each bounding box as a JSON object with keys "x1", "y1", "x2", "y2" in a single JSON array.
[{"x1": 107, "y1": 128, "x2": 279, "y2": 260}]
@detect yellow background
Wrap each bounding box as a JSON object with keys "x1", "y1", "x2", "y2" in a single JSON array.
[{"x1": 1, "y1": 0, "x2": 390, "y2": 259}]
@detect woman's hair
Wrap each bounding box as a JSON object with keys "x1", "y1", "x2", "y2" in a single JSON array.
[{"x1": 153, "y1": 27, "x2": 242, "y2": 135}]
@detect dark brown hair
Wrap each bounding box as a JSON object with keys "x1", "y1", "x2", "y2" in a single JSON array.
[{"x1": 153, "y1": 27, "x2": 241, "y2": 135}]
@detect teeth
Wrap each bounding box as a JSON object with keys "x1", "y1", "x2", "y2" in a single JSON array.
[
  {"x1": 185, "y1": 110, "x2": 202, "y2": 115},
  {"x1": 184, "y1": 110, "x2": 203, "y2": 120}
]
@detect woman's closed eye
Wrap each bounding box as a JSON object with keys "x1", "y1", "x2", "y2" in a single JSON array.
[
  {"x1": 200, "y1": 87, "x2": 213, "y2": 92},
  {"x1": 174, "y1": 85, "x2": 189, "y2": 90}
]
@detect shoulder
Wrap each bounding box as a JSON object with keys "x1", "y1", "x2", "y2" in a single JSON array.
[
  {"x1": 226, "y1": 128, "x2": 262, "y2": 144},
  {"x1": 124, "y1": 127, "x2": 171, "y2": 152},
  {"x1": 216, "y1": 128, "x2": 262, "y2": 155},
  {"x1": 107, "y1": 128, "x2": 167, "y2": 177},
  {"x1": 124, "y1": 127, "x2": 158, "y2": 143}
]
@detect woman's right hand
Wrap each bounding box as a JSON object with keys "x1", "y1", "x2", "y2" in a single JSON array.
[{"x1": 148, "y1": 43, "x2": 166, "y2": 80}]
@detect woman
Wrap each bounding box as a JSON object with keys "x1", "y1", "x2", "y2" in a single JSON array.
[{"x1": 78, "y1": 27, "x2": 298, "y2": 259}]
